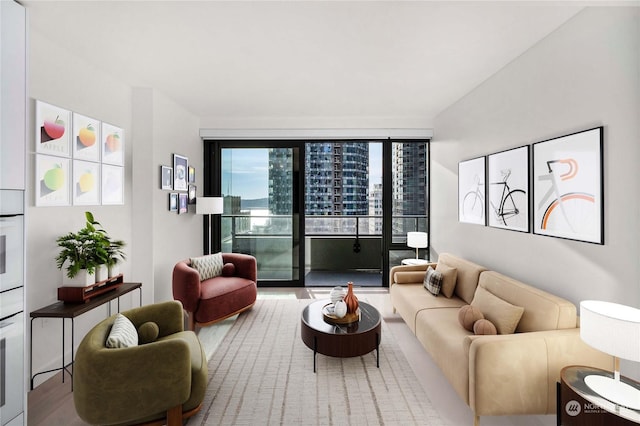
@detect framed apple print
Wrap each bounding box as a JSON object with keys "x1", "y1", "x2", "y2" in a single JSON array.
[
  {"x1": 173, "y1": 154, "x2": 188, "y2": 191},
  {"x1": 72, "y1": 113, "x2": 101, "y2": 162},
  {"x1": 73, "y1": 160, "x2": 100, "y2": 205},
  {"x1": 35, "y1": 100, "x2": 71, "y2": 158},
  {"x1": 35, "y1": 154, "x2": 71, "y2": 206},
  {"x1": 102, "y1": 122, "x2": 124, "y2": 166},
  {"x1": 101, "y1": 164, "x2": 124, "y2": 205}
]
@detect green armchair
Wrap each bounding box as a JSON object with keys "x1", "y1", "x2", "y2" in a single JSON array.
[{"x1": 73, "y1": 301, "x2": 207, "y2": 425}]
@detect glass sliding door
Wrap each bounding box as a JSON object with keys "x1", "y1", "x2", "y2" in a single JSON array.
[{"x1": 219, "y1": 145, "x2": 302, "y2": 285}]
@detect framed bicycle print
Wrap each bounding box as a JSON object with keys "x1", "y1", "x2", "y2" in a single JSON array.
[
  {"x1": 458, "y1": 156, "x2": 486, "y2": 225},
  {"x1": 532, "y1": 127, "x2": 603, "y2": 244},
  {"x1": 487, "y1": 146, "x2": 529, "y2": 232}
]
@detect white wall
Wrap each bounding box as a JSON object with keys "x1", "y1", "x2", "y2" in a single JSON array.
[
  {"x1": 431, "y1": 7, "x2": 639, "y2": 314},
  {"x1": 27, "y1": 30, "x2": 203, "y2": 384}
]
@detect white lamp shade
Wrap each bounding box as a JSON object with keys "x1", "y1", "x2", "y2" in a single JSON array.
[
  {"x1": 580, "y1": 300, "x2": 640, "y2": 362},
  {"x1": 407, "y1": 232, "x2": 428, "y2": 249},
  {"x1": 195, "y1": 197, "x2": 224, "y2": 215}
]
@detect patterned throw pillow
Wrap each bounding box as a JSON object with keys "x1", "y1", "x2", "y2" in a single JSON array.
[
  {"x1": 190, "y1": 252, "x2": 224, "y2": 280},
  {"x1": 423, "y1": 266, "x2": 443, "y2": 296},
  {"x1": 106, "y1": 313, "x2": 138, "y2": 348}
]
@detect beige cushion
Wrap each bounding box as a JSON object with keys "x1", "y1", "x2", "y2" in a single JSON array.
[
  {"x1": 190, "y1": 252, "x2": 224, "y2": 280},
  {"x1": 438, "y1": 253, "x2": 487, "y2": 304},
  {"x1": 436, "y1": 262, "x2": 458, "y2": 298},
  {"x1": 458, "y1": 305, "x2": 484, "y2": 331},
  {"x1": 471, "y1": 286, "x2": 524, "y2": 335}
]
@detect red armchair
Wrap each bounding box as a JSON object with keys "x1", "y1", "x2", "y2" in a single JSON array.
[{"x1": 172, "y1": 253, "x2": 257, "y2": 331}]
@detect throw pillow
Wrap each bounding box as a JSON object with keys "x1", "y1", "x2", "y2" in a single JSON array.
[
  {"x1": 106, "y1": 313, "x2": 138, "y2": 348},
  {"x1": 190, "y1": 252, "x2": 224, "y2": 280},
  {"x1": 473, "y1": 318, "x2": 498, "y2": 335},
  {"x1": 471, "y1": 286, "x2": 525, "y2": 335},
  {"x1": 137, "y1": 321, "x2": 160, "y2": 344},
  {"x1": 436, "y1": 262, "x2": 458, "y2": 298},
  {"x1": 222, "y1": 262, "x2": 236, "y2": 277},
  {"x1": 458, "y1": 305, "x2": 484, "y2": 331},
  {"x1": 423, "y1": 266, "x2": 443, "y2": 296}
]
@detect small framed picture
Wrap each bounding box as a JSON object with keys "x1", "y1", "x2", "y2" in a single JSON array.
[
  {"x1": 188, "y1": 184, "x2": 197, "y2": 204},
  {"x1": 35, "y1": 100, "x2": 72, "y2": 158},
  {"x1": 188, "y1": 166, "x2": 196, "y2": 183},
  {"x1": 458, "y1": 156, "x2": 486, "y2": 225},
  {"x1": 173, "y1": 154, "x2": 188, "y2": 191},
  {"x1": 72, "y1": 113, "x2": 101, "y2": 162},
  {"x1": 102, "y1": 122, "x2": 124, "y2": 166},
  {"x1": 160, "y1": 165, "x2": 173, "y2": 190},
  {"x1": 169, "y1": 193, "x2": 178, "y2": 211},
  {"x1": 35, "y1": 154, "x2": 71, "y2": 206},
  {"x1": 178, "y1": 193, "x2": 188, "y2": 214}
]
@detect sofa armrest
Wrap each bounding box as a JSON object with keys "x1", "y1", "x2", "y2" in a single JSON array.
[
  {"x1": 172, "y1": 260, "x2": 202, "y2": 313},
  {"x1": 223, "y1": 253, "x2": 257, "y2": 282},
  {"x1": 123, "y1": 300, "x2": 184, "y2": 336},
  {"x1": 467, "y1": 328, "x2": 613, "y2": 416},
  {"x1": 389, "y1": 263, "x2": 435, "y2": 286}
]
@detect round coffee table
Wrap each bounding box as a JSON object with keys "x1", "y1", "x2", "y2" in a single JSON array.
[{"x1": 300, "y1": 299, "x2": 381, "y2": 372}]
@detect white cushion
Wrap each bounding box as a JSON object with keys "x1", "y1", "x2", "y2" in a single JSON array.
[
  {"x1": 106, "y1": 313, "x2": 138, "y2": 348},
  {"x1": 190, "y1": 252, "x2": 224, "y2": 280}
]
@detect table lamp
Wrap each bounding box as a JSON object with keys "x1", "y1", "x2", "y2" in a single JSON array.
[
  {"x1": 196, "y1": 196, "x2": 223, "y2": 254},
  {"x1": 580, "y1": 300, "x2": 640, "y2": 410},
  {"x1": 407, "y1": 231, "x2": 428, "y2": 259}
]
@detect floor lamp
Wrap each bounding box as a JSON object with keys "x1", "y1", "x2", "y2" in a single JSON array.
[
  {"x1": 580, "y1": 300, "x2": 640, "y2": 410},
  {"x1": 407, "y1": 232, "x2": 428, "y2": 259},
  {"x1": 196, "y1": 196, "x2": 223, "y2": 255}
]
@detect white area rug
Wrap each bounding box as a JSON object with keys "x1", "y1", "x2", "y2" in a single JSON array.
[{"x1": 188, "y1": 299, "x2": 445, "y2": 425}]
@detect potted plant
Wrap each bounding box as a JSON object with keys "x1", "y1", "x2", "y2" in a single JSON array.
[
  {"x1": 106, "y1": 238, "x2": 126, "y2": 278},
  {"x1": 56, "y1": 212, "x2": 125, "y2": 286}
]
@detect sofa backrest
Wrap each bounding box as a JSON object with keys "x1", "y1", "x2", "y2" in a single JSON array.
[
  {"x1": 477, "y1": 271, "x2": 577, "y2": 332},
  {"x1": 438, "y1": 253, "x2": 487, "y2": 304}
]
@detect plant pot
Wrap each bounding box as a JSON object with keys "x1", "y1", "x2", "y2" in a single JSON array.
[
  {"x1": 108, "y1": 263, "x2": 120, "y2": 278},
  {"x1": 62, "y1": 269, "x2": 95, "y2": 287},
  {"x1": 95, "y1": 264, "x2": 108, "y2": 282}
]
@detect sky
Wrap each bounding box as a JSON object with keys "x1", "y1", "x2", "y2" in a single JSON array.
[{"x1": 222, "y1": 144, "x2": 383, "y2": 200}]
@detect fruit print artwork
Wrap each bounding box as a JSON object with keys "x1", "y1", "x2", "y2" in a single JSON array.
[
  {"x1": 36, "y1": 101, "x2": 72, "y2": 157},
  {"x1": 102, "y1": 123, "x2": 124, "y2": 166}
]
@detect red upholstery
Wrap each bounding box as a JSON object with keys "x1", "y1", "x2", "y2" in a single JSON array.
[{"x1": 172, "y1": 253, "x2": 257, "y2": 330}]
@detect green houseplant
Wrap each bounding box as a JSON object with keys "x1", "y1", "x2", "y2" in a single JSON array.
[{"x1": 56, "y1": 212, "x2": 125, "y2": 285}]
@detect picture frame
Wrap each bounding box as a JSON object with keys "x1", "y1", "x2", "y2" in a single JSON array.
[
  {"x1": 72, "y1": 160, "x2": 101, "y2": 206},
  {"x1": 72, "y1": 113, "x2": 101, "y2": 162},
  {"x1": 188, "y1": 184, "x2": 197, "y2": 204},
  {"x1": 169, "y1": 193, "x2": 178, "y2": 212},
  {"x1": 173, "y1": 154, "x2": 188, "y2": 191},
  {"x1": 161, "y1": 165, "x2": 173, "y2": 190},
  {"x1": 35, "y1": 100, "x2": 72, "y2": 158},
  {"x1": 458, "y1": 156, "x2": 486, "y2": 225},
  {"x1": 532, "y1": 127, "x2": 603, "y2": 244},
  {"x1": 178, "y1": 193, "x2": 188, "y2": 214},
  {"x1": 101, "y1": 122, "x2": 124, "y2": 166},
  {"x1": 188, "y1": 166, "x2": 196, "y2": 183},
  {"x1": 101, "y1": 164, "x2": 124, "y2": 205},
  {"x1": 487, "y1": 146, "x2": 530, "y2": 232},
  {"x1": 35, "y1": 154, "x2": 71, "y2": 206}
]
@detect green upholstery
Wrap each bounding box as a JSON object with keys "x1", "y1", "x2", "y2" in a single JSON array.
[{"x1": 73, "y1": 301, "x2": 208, "y2": 425}]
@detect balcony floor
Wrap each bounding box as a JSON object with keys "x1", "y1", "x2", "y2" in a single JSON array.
[{"x1": 304, "y1": 269, "x2": 383, "y2": 287}]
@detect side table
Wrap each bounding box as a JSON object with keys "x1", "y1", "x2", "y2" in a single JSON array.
[
  {"x1": 401, "y1": 258, "x2": 430, "y2": 266},
  {"x1": 559, "y1": 365, "x2": 640, "y2": 425},
  {"x1": 30, "y1": 282, "x2": 142, "y2": 390}
]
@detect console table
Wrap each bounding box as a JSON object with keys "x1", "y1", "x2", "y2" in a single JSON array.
[{"x1": 30, "y1": 282, "x2": 142, "y2": 390}]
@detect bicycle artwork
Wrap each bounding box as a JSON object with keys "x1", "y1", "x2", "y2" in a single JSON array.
[
  {"x1": 532, "y1": 127, "x2": 603, "y2": 244},
  {"x1": 459, "y1": 157, "x2": 486, "y2": 225},
  {"x1": 486, "y1": 146, "x2": 529, "y2": 232}
]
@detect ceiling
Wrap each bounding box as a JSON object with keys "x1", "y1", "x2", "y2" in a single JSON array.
[{"x1": 24, "y1": 1, "x2": 586, "y2": 125}]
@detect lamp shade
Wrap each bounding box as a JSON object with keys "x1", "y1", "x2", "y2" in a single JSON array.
[
  {"x1": 407, "y1": 232, "x2": 428, "y2": 249},
  {"x1": 195, "y1": 197, "x2": 223, "y2": 215},
  {"x1": 580, "y1": 300, "x2": 640, "y2": 362}
]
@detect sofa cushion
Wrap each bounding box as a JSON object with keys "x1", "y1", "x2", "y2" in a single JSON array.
[
  {"x1": 190, "y1": 252, "x2": 224, "y2": 280},
  {"x1": 436, "y1": 262, "x2": 458, "y2": 298},
  {"x1": 471, "y1": 286, "x2": 524, "y2": 335},
  {"x1": 222, "y1": 262, "x2": 236, "y2": 277},
  {"x1": 106, "y1": 313, "x2": 138, "y2": 348},
  {"x1": 477, "y1": 271, "x2": 577, "y2": 332},
  {"x1": 458, "y1": 305, "x2": 484, "y2": 331},
  {"x1": 138, "y1": 321, "x2": 160, "y2": 344},
  {"x1": 423, "y1": 266, "x2": 443, "y2": 296},
  {"x1": 473, "y1": 318, "x2": 497, "y2": 335},
  {"x1": 438, "y1": 253, "x2": 487, "y2": 304}
]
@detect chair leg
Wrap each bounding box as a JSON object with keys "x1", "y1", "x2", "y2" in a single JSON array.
[
  {"x1": 187, "y1": 311, "x2": 195, "y2": 331},
  {"x1": 167, "y1": 405, "x2": 182, "y2": 426},
  {"x1": 474, "y1": 414, "x2": 480, "y2": 426}
]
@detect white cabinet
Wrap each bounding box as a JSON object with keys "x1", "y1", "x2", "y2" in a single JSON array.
[{"x1": 0, "y1": 0, "x2": 27, "y2": 190}]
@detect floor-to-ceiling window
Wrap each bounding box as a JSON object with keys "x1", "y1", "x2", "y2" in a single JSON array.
[{"x1": 204, "y1": 138, "x2": 429, "y2": 287}]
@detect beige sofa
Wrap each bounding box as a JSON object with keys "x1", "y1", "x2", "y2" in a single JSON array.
[{"x1": 390, "y1": 253, "x2": 612, "y2": 425}]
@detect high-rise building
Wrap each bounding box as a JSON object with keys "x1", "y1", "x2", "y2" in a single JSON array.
[{"x1": 392, "y1": 142, "x2": 428, "y2": 235}]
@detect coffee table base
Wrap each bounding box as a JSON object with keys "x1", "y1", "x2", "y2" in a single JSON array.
[{"x1": 306, "y1": 333, "x2": 380, "y2": 373}]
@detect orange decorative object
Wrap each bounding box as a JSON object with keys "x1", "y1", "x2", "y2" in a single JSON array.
[{"x1": 344, "y1": 282, "x2": 359, "y2": 314}]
